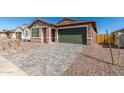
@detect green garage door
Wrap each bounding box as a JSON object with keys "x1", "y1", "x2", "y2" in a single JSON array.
[{"x1": 58, "y1": 27, "x2": 86, "y2": 44}]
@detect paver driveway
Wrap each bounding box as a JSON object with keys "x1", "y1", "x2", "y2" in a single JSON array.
[{"x1": 5, "y1": 43, "x2": 83, "y2": 76}]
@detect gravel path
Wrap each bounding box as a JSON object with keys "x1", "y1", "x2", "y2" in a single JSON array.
[
  {"x1": 64, "y1": 45, "x2": 124, "y2": 76},
  {"x1": 5, "y1": 43, "x2": 83, "y2": 76}
]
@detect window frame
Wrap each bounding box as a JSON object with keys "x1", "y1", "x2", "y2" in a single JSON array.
[{"x1": 31, "y1": 28, "x2": 40, "y2": 37}]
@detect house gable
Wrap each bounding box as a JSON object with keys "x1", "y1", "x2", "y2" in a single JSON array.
[
  {"x1": 28, "y1": 19, "x2": 56, "y2": 29},
  {"x1": 57, "y1": 18, "x2": 75, "y2": 24},
  {"x1": 15, "y1": 27, "x2": 23, "y2": 32},
  {"x1": 21, "y1": 24, "x2": 28, "y2": 29},
  {"x1": 32, "y1": 22, "x2": 48, "y2": 28}
]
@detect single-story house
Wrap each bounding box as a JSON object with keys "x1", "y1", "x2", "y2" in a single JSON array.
[
  {"x1": 27, "y1": 18, "x2": 97, "y2": 45},
  {"x1": 15, "y1": 24, "x2": 30, "y2": 40},
  {"x1": 112, "y1": 28, "x2": 124, "y2": 47}
]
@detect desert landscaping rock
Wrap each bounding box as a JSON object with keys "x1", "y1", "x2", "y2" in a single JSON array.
[
  {"x1": 0, "y1": 38, "x2": 40, "y2": 56},
  {"x1": 5, "y1": 43, "x2": 83, "y2": 76},
  {"x1": 64, "y1": 45, "x2": 124, "y2": 76}
]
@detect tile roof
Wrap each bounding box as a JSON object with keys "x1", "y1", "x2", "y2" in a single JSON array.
[
  {"x1": 28, "y1": 18, "x2": 97, "y2": 32},
  {"x1": 57, "y1": 20, "x2": 96, "y2": 26}
]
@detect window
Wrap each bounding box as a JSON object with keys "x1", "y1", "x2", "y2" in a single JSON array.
[{"x1": 32, "y1": 28, "x2": 39, "y2": 37}]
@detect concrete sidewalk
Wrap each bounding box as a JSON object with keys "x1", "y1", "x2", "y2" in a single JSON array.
[{"x1": 0, "y1": 55, "x2": 27, "y2": 76}]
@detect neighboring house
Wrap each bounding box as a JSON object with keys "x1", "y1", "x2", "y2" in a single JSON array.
[
  {"x1": 0, "y1": 29, "x2": 14, "y2": 39},
  {"x1": 15, "y1": 24, "x2": 30, "y2": 41},
  {"x1": 23, "y1": 26, "x2": 31, "y2": 41},
  {"x1": 28, "y1": 18, "x2": 97, "y2": 45},
  {"x1": 15, "y1": 26, "x2": 23, "y2": 39},
  {"x1": 0, "y1": 31, "x2": 7, "y2": 38},
  {"x1": 11, "y1": 33, "x2": 16, "y2": 39},
  {"x1": 112, "y1": 29, "x2": 124, "y2": 47}
]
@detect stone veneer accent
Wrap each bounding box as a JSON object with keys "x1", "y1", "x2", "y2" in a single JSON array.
[{"x1": 86, "y1": 24, "x2": 96, "y2": 45}]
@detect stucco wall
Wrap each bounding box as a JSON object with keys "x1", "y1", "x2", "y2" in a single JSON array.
[
  {"x1": 0, "y1": 33, "x2": 7, "y2": 38},
  {"x1": 29, "y1": 21, "x2": 97, "y2": 45},
  {"x1": 23, "y1": 28, "x2": 31, "y2": 40},
  {"x1": 114, "y1": 32, "x2": 124, "y2": 47},
  {"x1": 30, "y1": 22, "x2": 55, "y2": 43}
]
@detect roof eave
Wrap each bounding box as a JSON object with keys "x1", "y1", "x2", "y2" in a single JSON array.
[
  {"x1": 57, "y1": 21, "x2": 97, "y2": 32},
  {"x1": 28, "y1": 19, "x2": 57, "y2": 29}
]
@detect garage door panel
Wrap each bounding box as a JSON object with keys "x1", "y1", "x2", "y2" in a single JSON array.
[
  {"x1": 59, "y1": 35, "x2": 82, "y2": 44},
  {"x1": 58, "y1": 27, "x2": 86, "y2": 44}
]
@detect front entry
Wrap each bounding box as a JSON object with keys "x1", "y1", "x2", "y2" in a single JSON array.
[
  {"x1": 51, "y1": 29, "x2": 56, "y2": 42},
  {"x1": 42, "y1": 28, "x2": 47, "y2": 43},
  {"x1": 16, "y1": 32, "x2": 22, "y2": 39}
]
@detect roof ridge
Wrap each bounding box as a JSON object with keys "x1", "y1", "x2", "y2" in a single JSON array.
[{"x1": 57, "y1": 17, "x2": 75, "y2": 24}]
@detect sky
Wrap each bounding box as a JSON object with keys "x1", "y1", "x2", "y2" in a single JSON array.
[{"x1": 0, "y1": 17, "x2": 124, "y2": 34}]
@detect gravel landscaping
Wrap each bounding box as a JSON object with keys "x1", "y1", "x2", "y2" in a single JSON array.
[
  {"x1": 64, "y1": 45, "x2": 124, "y2": 76},
  {"x1": 4, "y1": 43, "x2": 83, "y2": 76},
  {"x1": 0, "y1": 38, "x2": 40, "y2": 56}
]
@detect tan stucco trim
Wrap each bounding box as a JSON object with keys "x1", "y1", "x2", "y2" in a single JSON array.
[
  {"x1": 57, "y1": 24, "x2": 88, "y2": 29},
  {"x1": 48, "y1": 27, "x2": 51, "y2": 43},
  {"x1": 56, "y1": 28, "x2": 58, "y2": 42}
]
